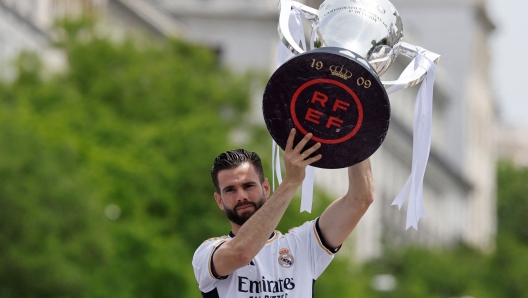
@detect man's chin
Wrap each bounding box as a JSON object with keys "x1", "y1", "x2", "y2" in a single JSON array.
[
  {"x1": 237, "y1": 210, "x2": 255, "y2": 221},
  {"x1": 224, "y1": 197, "x2": 265, "y2": 226}
]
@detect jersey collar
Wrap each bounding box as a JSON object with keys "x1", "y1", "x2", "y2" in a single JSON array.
[{"x1": 229, "y1": 231, "x2": 275, "y2": 240}]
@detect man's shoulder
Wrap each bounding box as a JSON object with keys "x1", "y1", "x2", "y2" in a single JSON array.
[
  {"x1": 192, "y1": 235, "x2": 230, "y2": 266},
  {"x1": 201, "y1": 235, "x2": 230, "y2": 244},
  {"x1": 284, "y1": 219, "x2": 316, "y2": 236},
  {"x1": 194, "y1": 235, "x2": 230, "y2": 254}
]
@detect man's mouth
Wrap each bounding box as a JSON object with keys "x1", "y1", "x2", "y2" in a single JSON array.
[{"x1": 237, "y1": 204, "x2": 253, "y2": 211}]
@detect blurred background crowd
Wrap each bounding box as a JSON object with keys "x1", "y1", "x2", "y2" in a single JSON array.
[{"x1": 0, "y1": 0, "x2": 527, "y2": 297}]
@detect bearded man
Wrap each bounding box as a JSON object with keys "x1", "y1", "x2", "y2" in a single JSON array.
[{"x1": 192, "y1": 128, "x2": 374, "y2": 298}]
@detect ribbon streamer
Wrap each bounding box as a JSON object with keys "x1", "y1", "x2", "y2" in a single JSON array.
[
  {"x1": 385, "y1": 49, "x2": 437, "y2": 230},
  {"x1": 272, "y1": 140, "x2": 282, "y2": 190},
  {"x1": 273, "y1": 7, "x2": 315, "y2": 213},
  {"x1": 300, "y1": 166, "x2": 315, "y2": 212}
]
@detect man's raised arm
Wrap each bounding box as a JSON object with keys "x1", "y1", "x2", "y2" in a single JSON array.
[{"x1": 318, "y1": 159, "x2": 375, "y2": 250}]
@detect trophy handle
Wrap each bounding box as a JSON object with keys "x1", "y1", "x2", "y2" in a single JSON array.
[
  {"x1": 278, "y1": 0, "x2": 319, "y2": 55},
  {"x1": 382, "y1": 42, "x2": 441, "y2": 89}
]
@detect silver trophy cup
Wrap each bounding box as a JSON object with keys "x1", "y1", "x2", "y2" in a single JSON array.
[{"x1": 278, "y1": 0, "x2": 440, "y2": 88}]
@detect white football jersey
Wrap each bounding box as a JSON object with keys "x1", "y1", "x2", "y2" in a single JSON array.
[{"x1": 192, "y1": 218, "x2": 339, "y2": 298}]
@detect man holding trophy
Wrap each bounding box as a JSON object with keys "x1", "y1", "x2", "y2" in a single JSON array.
[
  {"x1": 192, "y1": 129, "x2": 374, "y2": 297},
  {"x1": 193, "y1": 0, "x2": 439, "y2": 296}
]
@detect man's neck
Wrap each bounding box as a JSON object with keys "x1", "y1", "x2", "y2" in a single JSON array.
[{"x1": 230, "y1": 222, "x2": 241, "y2": 235}]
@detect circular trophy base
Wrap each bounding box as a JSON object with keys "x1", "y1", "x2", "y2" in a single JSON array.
[{"x1": 263, "y1": 47, "x2": 390, "y2": 169}]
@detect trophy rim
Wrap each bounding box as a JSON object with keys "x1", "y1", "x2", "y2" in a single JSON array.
[{"x1": 264, "y1": 47, "x2": 391, "y2": 169}]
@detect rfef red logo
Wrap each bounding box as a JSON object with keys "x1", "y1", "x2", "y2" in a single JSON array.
[{"x1": 290, "y1": 78, "x2": 364, "y2": 144}]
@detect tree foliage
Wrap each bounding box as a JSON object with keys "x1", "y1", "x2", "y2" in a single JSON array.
[
  {"x1": 0, "y1": 20, "x2": 254, "y2": 297},
  {"x1": 497, "y1": 161, "x2": 528, "y2": 242}
]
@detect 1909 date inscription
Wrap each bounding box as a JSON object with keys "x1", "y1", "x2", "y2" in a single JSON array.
[{"x1": 311, "y1": 59, "x2": 371, "y2": 88}]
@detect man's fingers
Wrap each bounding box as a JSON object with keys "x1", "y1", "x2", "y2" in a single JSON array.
[
  {"x1": 285, "y1": 128, "x2": 296, "y2": 151},
  {"x1": 302, "y1": 154, "x2": 322, "y2": 166},
  {"x1": 285, "y1": 129, "x2": 322, "y2": 165},
  {"x1": 300, "y1": 142, "x2": 321, "y2": 160},
  {"x1": 282, "y1": 129, "x2": 323, "y2": 183},
  {"x1": 294, "y1": 132, "x2": 314, "y2": 153}
]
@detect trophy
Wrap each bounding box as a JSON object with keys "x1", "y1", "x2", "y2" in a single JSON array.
[{"x1": 263, "y1": 0, "x2": 440, "y2": 169}]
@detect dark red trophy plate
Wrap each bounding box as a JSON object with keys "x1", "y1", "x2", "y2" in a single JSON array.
[{"x1": 263, "y1": 47, "x2": 390, "y2": 169}]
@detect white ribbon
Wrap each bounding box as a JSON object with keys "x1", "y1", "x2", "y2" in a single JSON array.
[
  {"x1": 386, "y1": 49, "x2": 437, "y2": 230},
  {"x1": 276, "y1": 7, "x2": 306, "y2": 67},
  {"x1": 300, "y1": 166, "x2": 315, "y2": 212},
  {"x1": 272, "y1": 141, "x2": 282, "y2": 189},
  {"x1": 273, "y1": 7, "x2": 315, "y2": 213}
]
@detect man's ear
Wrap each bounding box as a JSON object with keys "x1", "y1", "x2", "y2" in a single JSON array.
[
  {"x1": 263, "y1": 178, "x2": 271, "y2": 198},
  {"x1": 214, "y1": 192, "x2": 224, "y2": 210}
]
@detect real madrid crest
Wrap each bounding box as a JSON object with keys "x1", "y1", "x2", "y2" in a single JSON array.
[{"x1": 278, "y1": 248, "x2": 294, "y2": 268}]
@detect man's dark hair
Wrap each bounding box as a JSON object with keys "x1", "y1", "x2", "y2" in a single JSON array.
[{"x1": 211, "y1": 149, "x2": 265, "y2": 193}]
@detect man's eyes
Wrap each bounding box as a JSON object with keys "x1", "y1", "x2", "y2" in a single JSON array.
[{"x1": 224, "y1": 184, "x2": 255, "y2": 193}]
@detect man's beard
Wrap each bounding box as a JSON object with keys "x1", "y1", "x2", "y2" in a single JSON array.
[{"x1": 223, "y1": 195, "x2": 266, "y2": 226}]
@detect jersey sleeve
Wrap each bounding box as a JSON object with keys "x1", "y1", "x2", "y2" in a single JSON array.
[
  {"x1": 192, "y1": 238, "x2": 228, "y2": 293},
  {"x1": 287, "y1": 218, "x2": 340, "y2": 279}
]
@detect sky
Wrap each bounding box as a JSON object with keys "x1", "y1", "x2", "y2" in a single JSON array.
[{"x1": 487, "y1": 0, "x2": 528, "y2": 128}]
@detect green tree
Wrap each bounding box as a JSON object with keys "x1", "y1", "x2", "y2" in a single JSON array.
[
  {"x1": 0, "y1": 20, "x2": 253, "y2": 297},
  {"x1": 0, "y1": 108, "x2": 112, "y2": 298},
  {"x1": 486, "y1": 162, "x2": 528, "y2": 297},
  {"x1": 497, "y1": 161, "x2": 528, "y2": 243}
]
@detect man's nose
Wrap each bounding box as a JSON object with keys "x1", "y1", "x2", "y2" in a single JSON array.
[{"x1": 236, "y1": 190, "x2": 249, "y2": 201}]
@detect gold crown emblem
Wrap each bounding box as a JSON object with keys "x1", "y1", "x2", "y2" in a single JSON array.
[
  {"x1": 329, "y1": 65, "x2": 353, "y2": 80},
  {"x1": 279, "y1": 248, "x2": 290, "y2": 255}
]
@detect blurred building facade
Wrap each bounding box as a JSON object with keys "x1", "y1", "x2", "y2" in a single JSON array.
[
  {"x1": 390, "y1": 0, "x2": 498, "y2": 255},
  {"x1": 0, "y1": 0, "x2": 499, "y2": 261},
  {"x1": 0, "y1": 0, "x2": 106, "y2": 79},
  {"x1": 496, "y1": 125, "x2": 528, "y2": 167}
]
